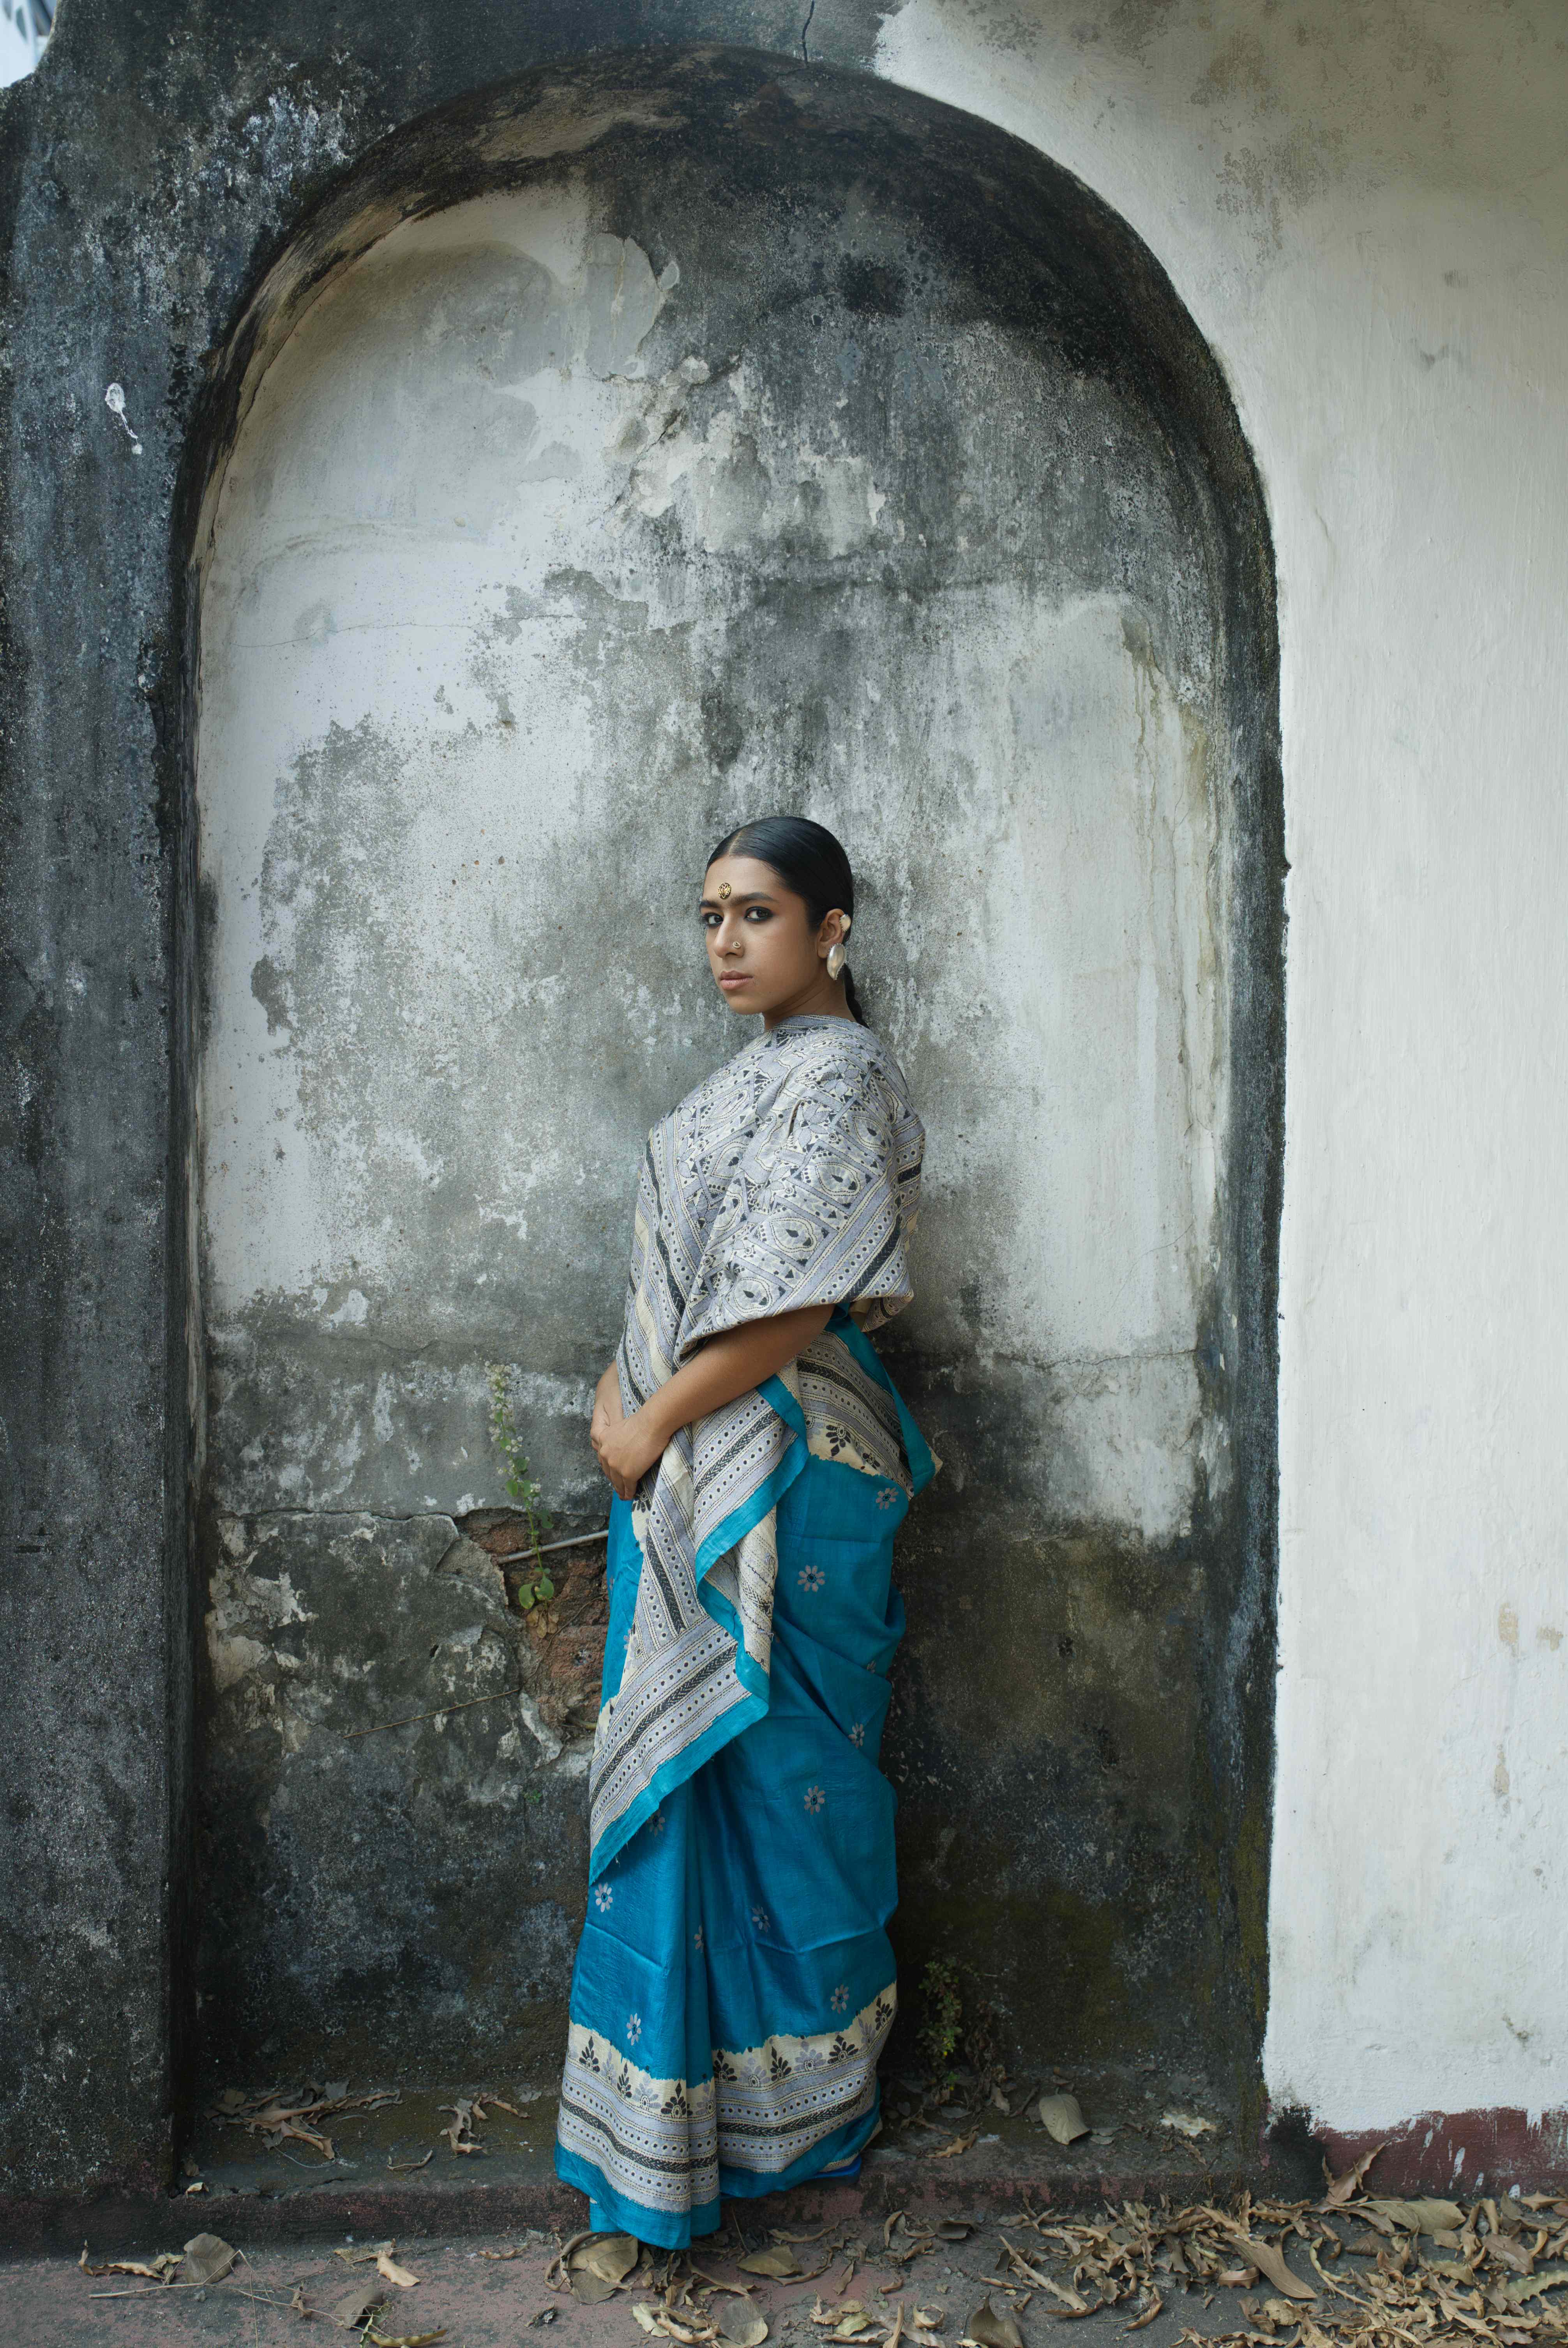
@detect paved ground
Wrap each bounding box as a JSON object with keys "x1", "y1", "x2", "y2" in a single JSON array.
[
  {"x1": 0, "y1": 2198, "x2": 1311, "y2": 2348},
  {"x1": 0, "y1": 2060, "x2": 1312, "y2": 2346}
]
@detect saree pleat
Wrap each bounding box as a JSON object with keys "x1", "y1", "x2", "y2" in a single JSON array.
[{"x1": 555, "y1": 1337, "x2": 935, "y2": 2245}]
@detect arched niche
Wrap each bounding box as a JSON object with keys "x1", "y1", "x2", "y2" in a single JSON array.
[{"x1": 186, "y1": 48, "x2": 1280, "y2": 2096}]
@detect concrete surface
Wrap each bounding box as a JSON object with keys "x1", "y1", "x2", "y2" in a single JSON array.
[{"x1": 185, "y1": 58, "x2": 1280, "y2": 2099}]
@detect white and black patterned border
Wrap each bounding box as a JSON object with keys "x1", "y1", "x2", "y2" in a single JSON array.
[{"x1": 557, "y1": 1981, "x2": 896, "y2": 2219}]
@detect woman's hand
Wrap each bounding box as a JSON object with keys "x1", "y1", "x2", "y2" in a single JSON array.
[
  {"x1": 594, "y1": 1404, "x2": 668, "y2": 1502},
  {"x1": 591, "y1": 1363, "x2": 662, "y2": 1501}
]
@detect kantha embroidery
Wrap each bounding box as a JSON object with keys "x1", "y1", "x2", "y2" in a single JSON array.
[{"x1": 589, "y1": 1017, "x2": 923, "y2": 1876}]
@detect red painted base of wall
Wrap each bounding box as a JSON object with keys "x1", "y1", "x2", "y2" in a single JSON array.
[{"x1": 1274, "y1": 2106, "x2": 1568, "y2": 2198}]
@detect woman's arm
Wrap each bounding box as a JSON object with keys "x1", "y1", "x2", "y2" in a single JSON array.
[{"x1": 592, "y1": 1303, "x2": 833, "y2": 1501}]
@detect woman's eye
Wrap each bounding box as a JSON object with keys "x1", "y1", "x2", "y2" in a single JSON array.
[{"x1": 745, "y1": 907, "x2": 771, "y2": 923}]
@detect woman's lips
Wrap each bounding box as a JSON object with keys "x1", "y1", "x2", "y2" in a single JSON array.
[{"x1": 718, "y1": 971, "x2": 751, "y2": 988}]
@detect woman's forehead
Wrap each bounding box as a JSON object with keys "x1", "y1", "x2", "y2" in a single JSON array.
[{"x1": 699, "y1": 852, "x2": 789, "y2": 901}]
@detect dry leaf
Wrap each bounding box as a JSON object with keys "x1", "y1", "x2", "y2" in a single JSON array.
[
  {"x1": 78, "y1": 2246, "x2": 184, "y2": 2281},
  {"x1": 1367, "y1": 2199, "x2": 1465, "y2": 2235},
  {"x1": 1508, "y1": 2269, "x2": 1568, "y2": 2306},
  {"x1": 965, "y1": 2299, "x2": 1024, "y2": 2348},
  {"x1": 439, "y1": 2099, "x2": 486, "y2": 2157},
  {"x1": 576, "y1": 2237, "x2": 640, "y2": 2286},
  {"x1": 334, "y1": 2282, "x2": 387, "y2": 2329},
  {"x1": 1037, "y1": 2094, "x2": 1091, "y2": 2146},
  {"x1": 933, "y1": 2128, "x2": 978, "y2": 2160},
  {"x1": 1229, "y1": 2234, "x2": 1315, "y2": 2302},
  {"x1": 721, "y1": 2318, "x2": 769, "y2": 2348},
  {"x1": 366, "y1": 2329, "x2": 447, "y2": 2348},
  {"x1": 635, "y1": 2306, "x2": 662, "y2": 2333},
  {"x1": 376, "y1": 2249, "x2": 421, "y2": 2288},
  {"x1": 913, "y1": 2313, "x2": 945, "y2": 2332},
  {"x1": 1162, "y1": 2110, "x2": 1218, "y2": 2138},
  {"x1": 936, "y1": 2222, "x2": 975, "y2": 2242},
  {"x1": 337, "y1": 2242, "x2": 397, "y2": 2265},
  {"x1": 1322, "y1": 2146, "x2": 1385, "y2": 2206},
  {"x1": 181, "y1": 2233, "x2": 237, "y2": 2287},
  {"x1": 1217, "y1": 2268, "x2": 1259, "y2": 2288},
  {"x1": 835, "y1": 2314, "x2": 873, "y2": 2338},
  {"x1": 1126, "y1": 2291, "x2": 1164, "y2": 2332},
  {"x1": 739, "y1": 2245, "x2": 802, "y2": 2279}
]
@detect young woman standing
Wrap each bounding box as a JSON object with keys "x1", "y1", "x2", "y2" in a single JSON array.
[{"x1": 554, "y1": 816, "x2": 935, "y2": 2245}]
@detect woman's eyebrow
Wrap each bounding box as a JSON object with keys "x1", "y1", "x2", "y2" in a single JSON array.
[{"x1": 697, "y1": 891, "x2": 775, "y2": 909}]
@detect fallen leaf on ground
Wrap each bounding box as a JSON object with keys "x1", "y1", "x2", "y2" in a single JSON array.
[
  {"x1": 739, "y1": 2245, "x2": 802, "y2": 2278},
  {"x1": 1126, "y1": 2291, "x2": 1164, "y2": 2331},
  {"x1": 1228, "y1": 2232, "x2": 1316, "y2": 2302},
  {"x1": 180, "y1": 2233, "x2": 237, "y2": 2287},
  {"x1": 1217, "y1": 2268, "x2": 1259, "y2": 2289},
  {"x1": 1162, "y1": 2110, "x2": 1218, "y2": 2138},
  {"x1": 1508, "y1": 2268, "x2": 1568, "y2": 2305},
  {"x1": 376, "y1": 2249, "x2": 420, "y2": 2288},
  {"x1": 933, "y1": 2128, "x2": 978, "y2": 2159},
  {"x1": 964, "y1": 2298, "x2": 1024, "y2": 2348},
  {"x1": 439, "y1": 2099, "x2": 486, "y2": 2157},
  {"x1": 334, "y1": 2282, "x2": 387, "y2": 2329},
  {"x1": 1366, "y1": 2198, "x2": 1465, "y2": 2235},
  {"x1": 336, "y1": 2244, "x2": 397, "y2": 2265},
  {"x1": 1323, "y1": 2146, "x2": 1385, "y2": 2205},
  {"x1": 720, "y1": 2316, "x2": 768, "y2": 2348},
  {"x1": 78, "y1": 2246, "x2": 183, "y2": 2281},
  {"x1": 1037, "y1": 2094, "x2": 1091, "y2": 2145},
  {"x1": 366, "y1": 2328, "x2": 446, "y2": 2348}
]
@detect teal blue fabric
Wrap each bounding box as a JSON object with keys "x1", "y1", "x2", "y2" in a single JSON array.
[{"x1": 555, "y1": 1314, "x2": 934, "y2": 2245}]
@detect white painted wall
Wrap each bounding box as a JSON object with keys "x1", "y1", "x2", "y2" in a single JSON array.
[{"x1": 869, "y1": 0, "x2": 1568, "y2": 2128}]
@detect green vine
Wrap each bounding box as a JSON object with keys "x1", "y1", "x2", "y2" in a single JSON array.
[{"x1": 487, "y1": 1365, "x2": 555, "y2": 1608}]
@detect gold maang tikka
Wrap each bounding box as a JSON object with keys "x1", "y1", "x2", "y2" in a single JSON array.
[{"x1": 717, "y1": 881, "x2": 732, "y2": 899}]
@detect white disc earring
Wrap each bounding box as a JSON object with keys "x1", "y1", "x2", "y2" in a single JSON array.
[{"x1": 826, "y1": 919, "x2": 851, "y2": 981}]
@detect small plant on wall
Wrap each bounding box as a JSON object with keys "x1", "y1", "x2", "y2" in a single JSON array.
[
  {"x1": 487, "y1": 1364, "x2": 555, "y2": 1608},
  {"x1": 918, "y1": 1955, "x2": 964, "y2": 2091}
]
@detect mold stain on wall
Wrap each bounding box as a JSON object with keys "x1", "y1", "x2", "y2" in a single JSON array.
[{"x1": 191, "y1": 56, "x2": 1277, "y2": 2094}]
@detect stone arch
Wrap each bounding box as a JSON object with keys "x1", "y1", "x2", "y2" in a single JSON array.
[{"x1": 180, "y1": 45, "x2": 1282, "y2": 2099}]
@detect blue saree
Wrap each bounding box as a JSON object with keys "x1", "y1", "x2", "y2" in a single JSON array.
[{"x1": 554, "y1": 1017, "x2": 934, "y2": 2245}]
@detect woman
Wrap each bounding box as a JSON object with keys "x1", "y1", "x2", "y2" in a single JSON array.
[{"x1": 553, "y1": 815, "x2": 936, "y2": 2247}]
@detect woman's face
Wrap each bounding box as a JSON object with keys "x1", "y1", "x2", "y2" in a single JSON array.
[{"x1": 699, "y1": 852, "x2": 849, "y2": 1026}]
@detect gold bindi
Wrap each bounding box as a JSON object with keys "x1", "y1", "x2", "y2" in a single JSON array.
[{"x1": 717, "y1": 880, "x2": 732, "y2": 899}]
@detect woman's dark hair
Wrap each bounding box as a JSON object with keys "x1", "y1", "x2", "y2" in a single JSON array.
[{"x1": 706, "y1": 815, "x2": 867, "y2": 1024}]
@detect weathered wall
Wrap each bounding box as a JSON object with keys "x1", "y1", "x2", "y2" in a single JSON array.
[
  {"x1": 192, "y1": 73, "x2": 1276, "y2": 2087},
  {"x1": 861, "y1": 0, "x2": 1568, "y2": 2145},
  {"x1": 26, "y1": 0, "x2": 1562, "y2": 2198}
]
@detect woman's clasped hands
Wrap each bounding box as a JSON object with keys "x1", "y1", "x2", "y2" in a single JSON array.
[{"x1": 590, "y1": 1363, "x2": 664, "y2": 1501}]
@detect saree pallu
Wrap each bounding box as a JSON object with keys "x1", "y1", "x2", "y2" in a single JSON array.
[{"x1": 555, "y1": 1335, "x2": 934, "y2": 2244}]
